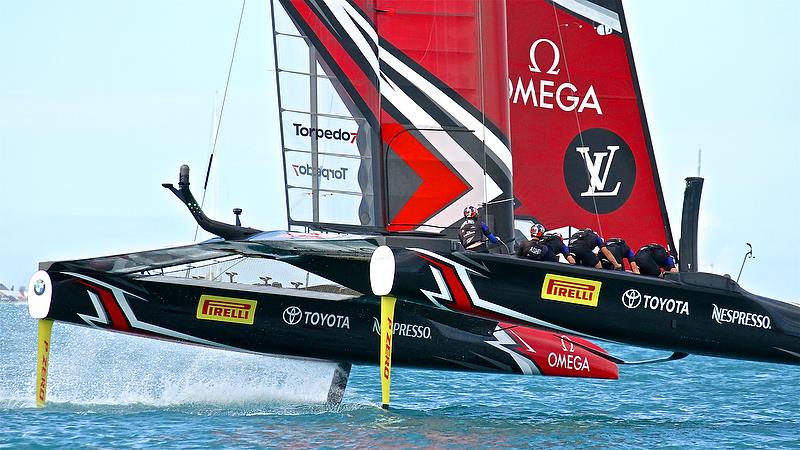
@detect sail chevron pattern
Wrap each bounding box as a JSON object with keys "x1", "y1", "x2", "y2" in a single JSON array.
[{"x1": 279, "y1": 0, "x2": 512, "y2": 234}]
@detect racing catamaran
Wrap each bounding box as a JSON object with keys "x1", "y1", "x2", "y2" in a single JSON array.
[{"x1": 28, "y1": 0, "x2": 800, "y2": 409}]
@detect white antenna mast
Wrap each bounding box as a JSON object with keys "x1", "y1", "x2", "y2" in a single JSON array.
[{"x1": 697, "y1": 148, "x2": 702, "y2": 177}]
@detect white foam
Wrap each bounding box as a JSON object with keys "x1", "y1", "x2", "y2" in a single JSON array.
[{"x1": 28, "y1": 323, "x2": 338, "y2": 407}]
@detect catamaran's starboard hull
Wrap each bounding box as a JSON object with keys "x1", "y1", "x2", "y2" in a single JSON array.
[{"x1": 378, "y1": 248, "x2": 800, "y2": 366}]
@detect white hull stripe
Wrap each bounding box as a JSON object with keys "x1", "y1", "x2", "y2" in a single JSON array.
[
  {"x1": 64, "y1": 272, "x2": 234, "y2": 350},
  {"x1": 408, "y1": 249, "x2": 591, "y2": 337},
  {"x1": 487, "y1": 326, "x2": 540, "y2": 375}
]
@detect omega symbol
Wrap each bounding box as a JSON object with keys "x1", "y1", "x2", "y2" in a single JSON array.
[{"x1": 528, "y1": 38, "x2": 561, "y2": 75}]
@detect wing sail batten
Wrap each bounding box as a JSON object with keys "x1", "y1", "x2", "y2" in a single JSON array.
[{"x1": 273, "y1": 0, "x2": 383, "y2": 230}]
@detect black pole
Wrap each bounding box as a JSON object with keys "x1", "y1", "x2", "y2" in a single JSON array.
[{"x1": 679, "y1": 177, "x2": 704, "y2": 272}]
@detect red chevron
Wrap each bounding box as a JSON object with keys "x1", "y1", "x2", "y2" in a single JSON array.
[
  {"x1": 382, "y1": 123, "x2": 469, "y2": 231},
  {"x1": 78, "y1": 280, "x2": 130, "y2": 331}
]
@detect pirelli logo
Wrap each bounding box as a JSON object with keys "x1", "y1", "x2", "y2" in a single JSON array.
[
  {"x1": 196, "y1": 295, "x2": 257, "y2": 325},
  {"x1": 541, "y1": 274, "x2": 602, "y2": 307}
]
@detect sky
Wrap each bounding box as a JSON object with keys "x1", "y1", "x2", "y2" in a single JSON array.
[{"x1": 0, "y1": 1, "x2": 798, "y2": 300}]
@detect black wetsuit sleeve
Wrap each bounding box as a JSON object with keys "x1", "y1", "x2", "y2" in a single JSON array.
[{"x1": 516, "y1": 240, "x2": 530, "y2": 257}]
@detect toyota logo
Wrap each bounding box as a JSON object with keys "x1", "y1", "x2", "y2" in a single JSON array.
[
  {"x1": 282, "y1": 306, "x2": 302, "y2": 325},
  {"x1": 34, "y1": 279, "x2": 46, "y2": 296},
  {"x1": 621, "y1": 289, "x2": 642, "y2": 309}
]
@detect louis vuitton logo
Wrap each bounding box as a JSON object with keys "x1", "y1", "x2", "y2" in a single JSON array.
[{"x1": 576, "y1": 146, "x2": 621, "y2": 197}]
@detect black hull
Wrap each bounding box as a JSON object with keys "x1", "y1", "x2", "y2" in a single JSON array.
[
  {"x1": 385, "y1": 249, "x2": 800, "y2": 366},
  {"x1": 34, "y1": 270, "x2": 618, "y2": 379}
]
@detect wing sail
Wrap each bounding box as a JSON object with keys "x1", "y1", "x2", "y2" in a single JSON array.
[
  {"x1": 272, "y1": 1, "x2": 514, "y2": 241},
  {"x1": 272, "y1": 1, "x2": 383, "y2": 229},
  {"x1": 507, "y1": 0, "x2": 675, "y2": 253}
]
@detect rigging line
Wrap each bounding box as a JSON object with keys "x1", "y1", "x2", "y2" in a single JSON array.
[
  {"x1": 478, "y1": 1, "x2": 490, "y2": 220},
  {"x1": 210, "y1": 256, "x2": 249, "y2": 282},
  {"x1": 194, "y1": 0, "x2": 248, "y2": 242},
  {"x1": 152, "y1": 256, "x2": 244, "y2": 277},
  {"x1": 551, "y1": 4, "x2": 604, "y2": 238},
  {"x1": 484, "y1": 198, "x2": 515, "y2": 205}
]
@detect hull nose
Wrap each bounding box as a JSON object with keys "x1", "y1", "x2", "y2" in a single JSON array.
[{"x1": 28, "y1": 270, "x2": 52, "y2": 319}]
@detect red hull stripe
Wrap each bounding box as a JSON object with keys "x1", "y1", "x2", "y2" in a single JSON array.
[
  {"x1": 78, "y1": 280, "x2": 130, "y2": 332},
  {"x1": 417, "y1": 253, "x2": 506, "y2": 322}
]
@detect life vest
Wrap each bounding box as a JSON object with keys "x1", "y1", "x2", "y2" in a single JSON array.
[
  {"x1": 540, "y1": 233, "x2": 564, "y2": 255},
  {"x1": 459, "y1": 219, "x2": 481, "y2": 248},
  {"x1": 569, "y1": 230, "x2": 597, "y2": 249},
  {"x1": 523, "y1": 240, "x2": 551, "y2": 261},
  {"x1": 604, "y1": 238, "x2": 630, "y2": 262},
  {"x1": 638, "y1": 243, "x2": 669, "y2": 264},
  {"x1": 606, "y1": 237, "x2": 626, "y2": 247}
]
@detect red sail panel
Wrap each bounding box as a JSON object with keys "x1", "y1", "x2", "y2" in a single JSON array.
[
  {"x1": 507, "y1": 0, "x2": 675, "y2": 253},
  {"x1": 375, "y1": 1, "x2": 513, "y2": 239},
  {"x1": 374, "y1": 1, "x2": 509, "y2": 133}
]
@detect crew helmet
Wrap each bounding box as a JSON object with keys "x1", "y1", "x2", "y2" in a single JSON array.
[
  {"x1": 463, "y1": 205, "x2": 478, "y2": 218},
  {"x1": 530, "y1": 223, "x2": 545, "y2": 239}
]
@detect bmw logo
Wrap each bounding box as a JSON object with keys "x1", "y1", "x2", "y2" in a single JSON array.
[
  {"x1": 282, "y1": 306, "x2": 302, "y2": 325},
  {"x1": 34, "y1": 279, "x2": 46, "y2": 296},
  {"x1": 621, "y1": 288, "x2": 642, "y2": 309}
]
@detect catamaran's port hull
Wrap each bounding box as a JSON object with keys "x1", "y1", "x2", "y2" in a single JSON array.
[{"x1": 30, "y1": 270, "x2": 619, "y2": 380}]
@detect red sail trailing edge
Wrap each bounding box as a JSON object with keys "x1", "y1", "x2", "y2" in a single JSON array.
[{"x1": 507, "y1": 0, "x2": 675, "y2": 254}]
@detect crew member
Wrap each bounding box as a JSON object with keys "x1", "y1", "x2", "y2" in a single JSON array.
[
  {"x1": 459, "y1": 205, "x2": 498, "y2": 252},
  {"x1": 601, "y1": 237, "x2": 640, "y2": 273},
  {"x1": 568, "y1": 228, "x2": 621, "y2": 269},
  {"x1": 516, "y1": 224, "x2": 555, "y2": 262},
  {"x1": 539, "y1": 231, "x2": 576, "y2": 264},
  {"x1": 633, "y1": 243, "x2": 678, "y2": 277}
]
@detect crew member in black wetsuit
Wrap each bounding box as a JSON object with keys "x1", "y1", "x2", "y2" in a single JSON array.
[
  {"x1": 539, "y1": 231, "x2": 576, "y2": 264},
  {"x1": 633, "y1": 243, "x2": 678, "y2": 277},
  {"x1": 568, "y1": 228, "x2": 621, "y2": 269},
  {"x1": 600, "y1": 237, "x2": 640, "y2": 273},
  {"x1": 459, "y1": 205, "x2": 499, "y2": 252},
  {"x1": 516, "y1": 224, "x2": 555, "y2": 261}
]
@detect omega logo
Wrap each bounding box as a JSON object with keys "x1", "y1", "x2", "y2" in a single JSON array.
[{"x1": 528, "y1": 38, "x2": 561, "y2": 75}]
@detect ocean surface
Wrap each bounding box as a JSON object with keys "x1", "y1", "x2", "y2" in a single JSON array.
[{"x1": 1, "y1": 302, "x2": 798, "y2": 449}]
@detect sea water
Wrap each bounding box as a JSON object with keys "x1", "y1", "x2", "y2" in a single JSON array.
[{"x1": 1, "y1": 302, "x2": 798, "y2": 449}]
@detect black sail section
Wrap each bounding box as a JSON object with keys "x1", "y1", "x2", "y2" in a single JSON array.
[{"x1": 679, "y1": 177, "x2": 704, "y2": 272}]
